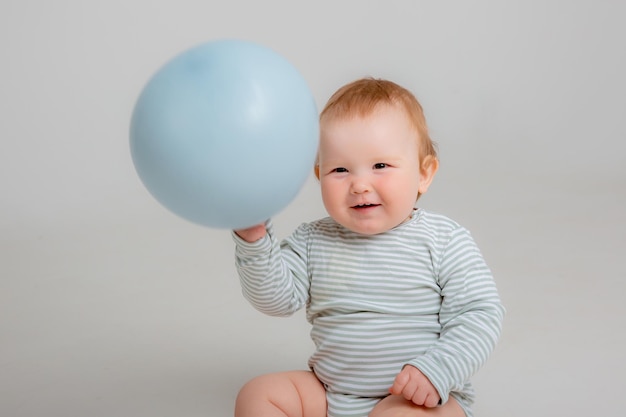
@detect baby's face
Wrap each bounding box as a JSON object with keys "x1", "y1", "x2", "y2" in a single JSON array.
[{"x1": 317, "y1": 104, "x2": 430, "y2": 235}]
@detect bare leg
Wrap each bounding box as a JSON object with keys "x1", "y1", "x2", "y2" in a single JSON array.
[
  {"x1": 235, "y1": 370, "x2": 327, "y2": 417},
  {"x1": 369, "y1": 394, "x2": 465, "y2": 417}
]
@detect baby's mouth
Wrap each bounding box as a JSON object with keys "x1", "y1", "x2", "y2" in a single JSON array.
[{"x1": 352, "y1": 203, "x2": 380, "y2": 209}]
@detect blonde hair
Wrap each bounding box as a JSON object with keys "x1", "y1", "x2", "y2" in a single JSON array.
[{"x1": 319, "y1": 77, "x2": 438, "y2": 167}]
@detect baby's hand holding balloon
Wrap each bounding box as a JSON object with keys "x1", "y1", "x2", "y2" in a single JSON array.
[{"x1": 234, "y1": 224, "x2": 267, "y2": 243}]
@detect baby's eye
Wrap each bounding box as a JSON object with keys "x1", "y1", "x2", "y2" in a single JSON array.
[
  {"x1": 373, "y1": 163, "x2": 387, "y2": 169},
  {"x1": 332, "y1": 167, "x2": 348, "y2": 173}
]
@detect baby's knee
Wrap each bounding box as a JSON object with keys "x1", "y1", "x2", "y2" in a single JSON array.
[
  {"x1": 236, "y1": 374, "x2": 271, "y2": 403},
  {"x1": 235, "y1": 371, "x2": 327, "y2": 417},
  {"x1": 235, "y1": 375, "x2": 277, "y2": 417}
]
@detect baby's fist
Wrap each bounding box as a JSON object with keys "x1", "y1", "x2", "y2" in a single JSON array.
[
  {"x1": 234, "y1": 223, "x2": 267, "y2": 242},
  {"x1": 390, "y1": 365, "x2": 440, "y2": 408}
]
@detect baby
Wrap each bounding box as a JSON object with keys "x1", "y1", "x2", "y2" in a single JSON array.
[{"x1": 232, "y1": 78, "x2": 504, "y2": 417}]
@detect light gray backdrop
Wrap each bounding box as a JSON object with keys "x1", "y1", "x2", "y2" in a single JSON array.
[{"x1": 1, "y1": 1, "x2": 624, "y2": 416}]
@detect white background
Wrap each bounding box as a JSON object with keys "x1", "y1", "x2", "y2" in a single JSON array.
[{"x1": 1, "y1": 1, "x2": 624, "y2": 416}]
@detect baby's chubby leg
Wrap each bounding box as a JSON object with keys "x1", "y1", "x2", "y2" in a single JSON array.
[
  {"x1": 369, "y1": 394, "x2": 465, "y2": 417},
  {"x1": 235, "y1": 370, "x2": 327, "y2": 417}
]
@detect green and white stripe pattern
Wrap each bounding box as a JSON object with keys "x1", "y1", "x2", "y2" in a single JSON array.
[{"x1": 234, "y1": 209, "x2": 504, "y2": 417}]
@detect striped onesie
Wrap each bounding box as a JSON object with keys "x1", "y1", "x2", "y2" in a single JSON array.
[{"x1": 234, "y1": 209, "x2": 504, "y2": 417}]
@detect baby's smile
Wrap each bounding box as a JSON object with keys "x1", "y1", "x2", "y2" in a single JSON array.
[{"x1": 351, "y1": 203, "x2": 381, "y2": 210}]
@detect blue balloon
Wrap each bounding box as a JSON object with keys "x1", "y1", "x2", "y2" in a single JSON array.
[{"x1": 130, "y1": 39, "x2": 319, "y2": 228}]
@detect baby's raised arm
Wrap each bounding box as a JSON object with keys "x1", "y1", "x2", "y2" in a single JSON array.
[{"x1": 233, "y1": 221, "x2": 311, "y2": 317}]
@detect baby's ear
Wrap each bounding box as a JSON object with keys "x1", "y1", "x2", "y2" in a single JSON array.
[{"x1": 418, "y1": 155, "x2": 439, "y2": 195}]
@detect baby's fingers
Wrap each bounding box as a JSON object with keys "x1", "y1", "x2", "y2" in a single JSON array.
[{"x1": 389, "y1": 370, "x2": 410, "y2": 395}]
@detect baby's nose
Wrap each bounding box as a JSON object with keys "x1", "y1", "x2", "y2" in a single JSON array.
[{"x1": 350, "y1": 180, "x2": 371, "y2": 194}]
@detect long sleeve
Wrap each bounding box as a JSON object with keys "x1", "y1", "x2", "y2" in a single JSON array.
[
  {"x1": 406, "y1": 226, "x2": 505, "y2": 405},
  {"x1": 233, "y1": 220, "x2": 311, "y2": 317}
]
